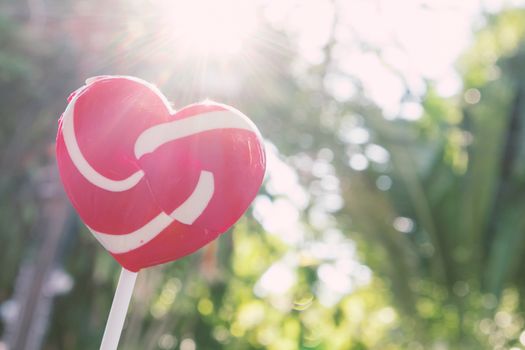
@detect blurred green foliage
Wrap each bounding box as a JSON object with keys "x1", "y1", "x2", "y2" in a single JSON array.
[{"x1": 3, "y1": 2, "x2": 525, "y2": 350}]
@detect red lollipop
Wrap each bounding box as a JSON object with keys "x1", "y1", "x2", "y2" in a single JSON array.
[
  {"x1": 55, "y1": 76, "x2": 266, "y2": 349},
  {"x1": 56, "y1": 76, "x2": 265, "y2": 271}
]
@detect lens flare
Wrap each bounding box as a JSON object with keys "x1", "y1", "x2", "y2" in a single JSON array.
[{"x1": 158, "y1": 0, "x2": 258, "y2": 58}]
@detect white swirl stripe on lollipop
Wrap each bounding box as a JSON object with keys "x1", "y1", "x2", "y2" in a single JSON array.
[
  {"x1": 89, "y1": 171, "x2": 214, "y2": 254},
  {"x1": 61, "y1": 93, "x2": 256, "y2": 254}
]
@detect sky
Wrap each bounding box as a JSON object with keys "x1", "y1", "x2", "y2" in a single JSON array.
[{"x1": 264, "y1": 0, "x2": 525, "y2": 117}]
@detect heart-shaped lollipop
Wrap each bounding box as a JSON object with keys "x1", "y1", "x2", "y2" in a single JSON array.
[{"x1": 56, "y1": 76, "x2": 266, "y2": 271}]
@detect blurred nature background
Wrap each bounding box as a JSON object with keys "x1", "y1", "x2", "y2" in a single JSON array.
[{"x1": 3, "y1": 0, "x2": 525, "y2": 349}]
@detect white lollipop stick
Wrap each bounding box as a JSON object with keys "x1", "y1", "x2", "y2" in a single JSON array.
[{"x1": 100, "y1": 268, "x2": 138, "y2": 350}]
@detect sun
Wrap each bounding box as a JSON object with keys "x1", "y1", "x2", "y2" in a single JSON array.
[{"x1": 157, "y1": 0, "x2": 258, "y2": 59}]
